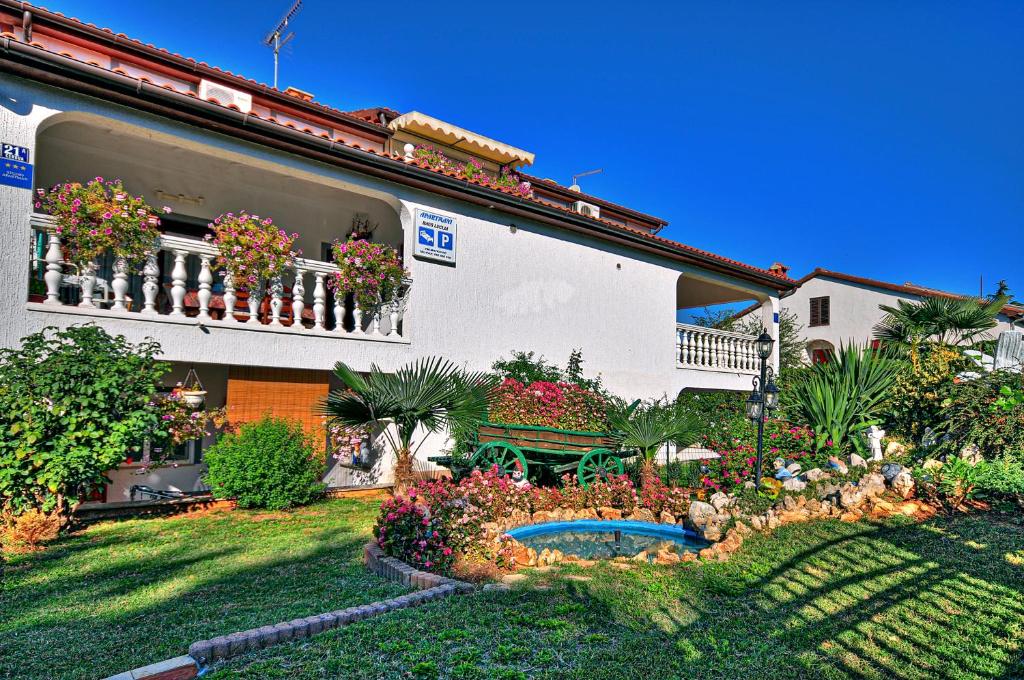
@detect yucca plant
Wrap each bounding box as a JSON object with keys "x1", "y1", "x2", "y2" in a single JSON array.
[
  {"x1": 607, "y1": 399, "x2": 701, "y2": 487},
  {"x1": 321, "y1": 358, "x2": 498, "y2": 494},
  {"x1": 789, "y1": 343, "x2": 901, "y2": 455}
]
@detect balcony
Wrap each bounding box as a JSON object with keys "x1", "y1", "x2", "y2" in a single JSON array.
[
  {"x1": 28, "y1": 213, "x2": 409, "y2": 341},
  {"x1": 675, "y1": 323, "x2": 760, "y2": 374}
]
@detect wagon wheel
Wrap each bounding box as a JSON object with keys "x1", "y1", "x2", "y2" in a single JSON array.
[
  {"x1": 577, "y1": 448, "x2": 624, "y2": 488},
  {"x1": 472, "y1": 441, "x2": 528, "y2": 478}
]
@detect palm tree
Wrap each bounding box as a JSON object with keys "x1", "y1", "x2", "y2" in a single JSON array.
[
  {"x1": 874, "y1": 294, "x2": 1009, "y2": 364},
  {"x1": 321, "y1": 357, "x2": 498, "y2": 494},
  {"x1": 607, "y1": 399, "x2": 700, "y2": 488}
]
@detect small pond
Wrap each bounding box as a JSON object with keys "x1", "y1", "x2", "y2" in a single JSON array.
[{"x1": 507, "y1": 520, "x2": 710, "y2": 560}]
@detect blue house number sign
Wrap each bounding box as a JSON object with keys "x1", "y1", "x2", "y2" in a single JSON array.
[
  {"x1": 0, "y1": 143, "x2": 32, "y2": 190},
  {"x1": 414, "y1": 209, "x2": 457, "y2": 264}
]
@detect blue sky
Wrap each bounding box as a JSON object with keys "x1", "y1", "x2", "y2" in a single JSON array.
[{"x1": 48, "y1": 0, "x2": 1023, "y2": 299}]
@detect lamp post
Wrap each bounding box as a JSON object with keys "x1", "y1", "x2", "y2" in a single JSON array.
[{"x1": 746, "y1": 330, "x2": 779, "y2": 489}]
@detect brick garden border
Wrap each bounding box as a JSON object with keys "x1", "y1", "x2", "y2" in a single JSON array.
[{"x1": 100, "y1": 543, "x2": 473, "y2": 680}]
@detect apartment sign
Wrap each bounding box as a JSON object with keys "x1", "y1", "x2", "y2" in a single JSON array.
[{"x1": 414, "y1": 208, "x2": 457, "y2": 264}]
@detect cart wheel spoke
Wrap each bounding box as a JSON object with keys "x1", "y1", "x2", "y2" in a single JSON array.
[
  {"x1": 577, "y1": 448, "x2": 623, "y2": 488},
  {"x1": 472, "y1": 441, "x2": 528, "y2": 478}
]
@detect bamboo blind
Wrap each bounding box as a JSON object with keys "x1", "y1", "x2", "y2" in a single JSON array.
[{"x1": 226, "y1": 366, "x2": 331, "y2": 435}]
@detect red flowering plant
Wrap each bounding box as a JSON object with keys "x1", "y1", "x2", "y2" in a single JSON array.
[
  {"x1": 329, "y1": 238, "x2": 408, "y2": 309},
  {"x1": 701, "y1": 419, "x2": 818, "y2": 492},
  {"x1": 205, "y1": 211, "x2": 299, "y2": 291},
  {"x1": 639, "y1": 477, "x2": 691, "y2": 517},
  {"x1": 589, "y1": 474, "x2": 639, "y2": 514},
  {"x1": 489, "y1": 379, "x2": 608, "y2": 431},
  {"x1": 412, "y1": 145, "x2": 532, "y2": 198},
  {"x1": 375, "y1": 494, "x2": 456, "y2": 574},
  {"x1": 38, "y1": 178, "x2": 163, "y2": 264}
]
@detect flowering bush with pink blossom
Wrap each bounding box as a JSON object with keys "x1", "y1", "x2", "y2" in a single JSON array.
[
  {"x1": 701, "y1": 419, "x2": 818, "y2": 492},
  {"x1": 155, "y1": 387, "x2": 229, "y2": 446},
  {"x1": 489, "y1": 379, "x2": 608, "y2": 431},
  {"x1": 205, "y1": 211, "x2": 299, "y2": 291},
  {"x1": 329, "y1": 239, "x2": 408, "y2": 309},
  {"x1": 412, "y1": 145, "x2": 532, "y2": 198},
  {"x1": 374, "y1": 467, "x2": 692, "y2": 574},
  {"x1": 37, "y1": 178, "x2": 163, "y2": 263}
]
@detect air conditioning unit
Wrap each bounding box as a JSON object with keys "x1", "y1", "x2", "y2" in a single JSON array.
[
  {"x1": 573, "y1": 201, "x2": 600, "y2": 219},
  {"x1": 198, "y1": 79, "x2": 252, "y2": 113}
]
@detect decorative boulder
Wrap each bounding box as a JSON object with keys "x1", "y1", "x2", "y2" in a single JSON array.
[
  {"x1": 782, "y1": 478, "x2": 807, "y2": 492},
  {"x1": 859, "y1": 472, "x2": 887, "y2": 498},
  {"x1": 709, "y1": 492, "x2": 731, "y2": 511},
  {"x1": 892, "y1": 470, "x2": 915, "y2": 499},
  {"x1": 960, "y1": 444, "x2": 983, "y2": 465},
  {"x1": 802, "y1": 468, "x2": 828, "y2": 483},
  {"x1": 786, "y1": 462, "x2": 802, "y2": 476},
  {"x1": 826, "y1": 456, "x2": 848, "y2": 475},
  {"x1": 629, "y1": 507, "x2": 656, "y2": 523},
  {"x1": 881, "y1": 463, "x2": 903, "y2": 483},
  {"x1": 659, "y1": 511, "x2": 676, "y2": 524},
  {"x1": 743, "y1": 480, "x2": 757, "y2": 490},
  {"x1": 849, "y1": 453, "x2": 868, "y2": 469},
  {"x1": 687, "y1": 501, "x2": 716, "y2": 529},
  {"x1": 922, "y1": 459, "x2": 943, "y2": 471},
  {"x1": 885, "y1": 440, "x2": 908, "y2": 458},
  {"x1": 702, "y1": 525, "x2": 723, "y2": 542},
  {"x1": 598, "y1": 507, "x2": 623, "y2": 520}
]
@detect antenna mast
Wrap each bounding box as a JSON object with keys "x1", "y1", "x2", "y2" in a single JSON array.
[
  {"x1": 263, "y1": 0, "x2": 303, "y2": 89},
  {"x1": 570, "y1": 168, "x2": 603, "y2": 192}
]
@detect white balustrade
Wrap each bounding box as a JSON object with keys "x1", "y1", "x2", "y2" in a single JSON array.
[
  {"x1": 27, "y1": 213, "x2": 409, "y2": 340},
  {"x1": 676, "y1": 323, "x2": 759, "y2": 373}
]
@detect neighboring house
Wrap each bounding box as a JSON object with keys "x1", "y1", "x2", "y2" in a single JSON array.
[
  {"x1": 0, "y1": 4, "x2": 793, "y2": 500},
  {"x1": 739, "y1": 267, "x2": 1023, "y2": 364}
]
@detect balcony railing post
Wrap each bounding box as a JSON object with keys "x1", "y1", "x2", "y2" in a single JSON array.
[
  {"x1": 43, "y1": 233, "x2": 63, "y2": 304},
  {"x1": 77, "y1": 261, "x2": 97, "y2": 308},
  {"x1": 269, "y1": 276, "x2": 284, "y2": 326},
  {"x1": 352, "y1": 303, "x2": 364, "y2": 334},
  {"x1": 110, "y1": 256, "x2": 129, "y2": 312},
  {"x1": 197, "y1": 256, "x2": 213, "y2": 320},
  {"x1": 141, "y1": 252, "x2": 160, "y2": 315},
  {"x1": 313, "y1": 272, "x2": 326, "y2": 330},
  {"x1": 292, "y1": 268, "x2": 305, "y2": 329},
  {"x1": 246, "y1": 280, "x2": 263, "y2": 326},
  {"x1": 222, "y1": 270, "x2": 236, "y2": 322},
  {"x1": 169, "y1": 251, "x2": 188, "y2": 316}
]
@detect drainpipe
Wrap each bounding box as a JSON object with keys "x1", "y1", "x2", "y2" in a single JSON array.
[{"x1": 20, "y1": 8, "x2": 31, "y2": 42}]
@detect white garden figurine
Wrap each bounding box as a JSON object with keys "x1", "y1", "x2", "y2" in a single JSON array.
[{"x1": 866, "y1": 425, "x2": 886, "y2": 461}]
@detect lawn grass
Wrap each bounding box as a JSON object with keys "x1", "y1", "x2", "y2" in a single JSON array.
[
  {"x1": 0, "y1": 498, "x2": 408, "y2": 680},
  {"x1": 206, "y1": 514, "x2": 1024, "y2": 680}
]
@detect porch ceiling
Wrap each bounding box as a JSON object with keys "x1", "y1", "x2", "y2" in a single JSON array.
[{"x1": 676, "y1": 276, "x2": 759, "y2": 309}]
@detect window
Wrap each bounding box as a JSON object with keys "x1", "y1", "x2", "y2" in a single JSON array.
[{"x1": 809, "y1": 296, "x2": 830, "y2": 327}]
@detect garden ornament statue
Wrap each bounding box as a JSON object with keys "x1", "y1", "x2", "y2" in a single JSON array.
[
  {"x1": 865, "y1": 425, "x2": 886, "y2": 461},
  {"x1": 745, "y1": 330, "x2": 779, "y2": 489}
]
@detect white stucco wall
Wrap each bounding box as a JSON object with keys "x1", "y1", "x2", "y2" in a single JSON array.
[
  {"x1": 779, "y1": 276, "x2": 1018, "y2": 361},
  {"x1": 0, "y1": 75, "x2": 782, "y2": 494}
]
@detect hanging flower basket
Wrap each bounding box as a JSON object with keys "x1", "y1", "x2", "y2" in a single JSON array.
[
  {"x1": 205, "y1": 211, "x2": 300, "y2": 292},
  {"x1": 328, "y1": 238, "x2": 409, "y2": 309},
  {"x1": 180, "y1": 390, "x2": 207, "y2": 407},
  {"x1": 179, "y1": 368, "x2": 207, "y2": 407},
  {"x1": 36, "y1": 177, "x2": 164, "y2": 264}
]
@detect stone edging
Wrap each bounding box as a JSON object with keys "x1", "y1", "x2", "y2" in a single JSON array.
[{"x1": 100, "y1": 543, "x2": 473, "y2": 680}]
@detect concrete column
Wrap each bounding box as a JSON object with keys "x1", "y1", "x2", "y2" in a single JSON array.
[{"x1": 760, "y1": 296, "x2": 781, "y2": 372}]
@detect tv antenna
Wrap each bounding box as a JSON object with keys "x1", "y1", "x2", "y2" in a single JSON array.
[
  {"x1": 263, "y1": 0, "x2": 303, "y2": 89},
  {"x1": 570, "y1": 168, "x2": 603, "y2": 192}
]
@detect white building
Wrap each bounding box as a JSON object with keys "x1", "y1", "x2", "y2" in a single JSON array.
[
  {"x1": 0, "y1": 4, "x2": 793, "y2": 500},
  {"x1": 742, "y1": 267, "x2": 1022, "y2": 364}
]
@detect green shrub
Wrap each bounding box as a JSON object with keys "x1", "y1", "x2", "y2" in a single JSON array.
[
  {"x1": 788, "y1": 344, "x2": 900, "y2": 456},
  {"x1": 932, "y1": 370, "x2": 1024, "y2": 459},
  {"x1": 884, "y1": 345, "x2": 969, "y2": 443},
  {"x1": 203, "y1": 416, "x2": 325, "y2": 509},
  {"x1": 914, "y1": 454, "x2": 1024, "y2": 512},
  {"x1": 0, "y1": 325, "x2": 168, "y2": 520}
]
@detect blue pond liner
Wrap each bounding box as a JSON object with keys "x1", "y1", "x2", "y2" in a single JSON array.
[{"x1": 508, "y1": 520, "x2": 709, "y2": 560}]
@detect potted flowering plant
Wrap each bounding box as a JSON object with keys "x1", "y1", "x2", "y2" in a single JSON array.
[
  {"x1": 37, "y1": 178, "x2": 164, "y2": 304},
  {"x1": 205, "y1": 211, "x2": 299, "y2": 322},
  {"x1": 157, "y1": 388, "x2": 230, "y2": 446},
  {"x1": 329, "y1": 238, "x2": 408, "y2": 311}
]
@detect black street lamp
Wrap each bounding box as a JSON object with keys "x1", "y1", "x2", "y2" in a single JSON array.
[{"x1": 746, "y1": 330, "x2": 779, "y2": 489}]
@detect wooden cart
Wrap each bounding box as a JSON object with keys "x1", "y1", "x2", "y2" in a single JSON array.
[{"x1": 458, "y1": 421, "x2": 629, "y2": 487}]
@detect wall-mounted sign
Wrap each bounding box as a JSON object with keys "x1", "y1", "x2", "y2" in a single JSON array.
[
  {"x1": 413, "y1": 208, "x2": 457, "y2": 265},
  {"x1": 0, "y1": 160, "x2": 32, "y2": 190},
  {"x1": 2, "y1": 143, "x2": 29, "y2": 163}
]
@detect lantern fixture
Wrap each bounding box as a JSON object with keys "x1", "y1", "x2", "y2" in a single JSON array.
[
  {"x1": 745, "y1": 389, "x2": 763, "y2": 423},
  {"x1": 756, "y1": 330, "x2": 774, "y2": 360},
  {"x1": 764, "y1": 375, "x2": 780, "y2": 411}
]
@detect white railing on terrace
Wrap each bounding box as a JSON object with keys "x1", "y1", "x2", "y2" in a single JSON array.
[
  {"x1": 676, "y1": 323, "x2": 759, "y2": 373},
  {"x1": 28, "y1": 213, "x2": 409, "y2": 339}
]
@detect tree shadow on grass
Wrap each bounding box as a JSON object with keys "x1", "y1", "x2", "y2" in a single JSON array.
[
  {"x1": 538, "y1": 516, "x2": 1024, "y2": 680},
  {"x1": 0, "y1": 501, "x2": 405, "y2": 680}
]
